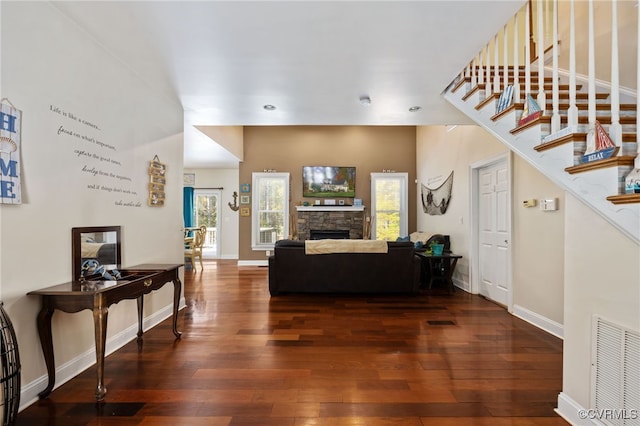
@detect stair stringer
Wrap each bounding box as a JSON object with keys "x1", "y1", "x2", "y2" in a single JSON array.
[{"x1": 444, "y1": 89, "x2": 640, "y2": 245}]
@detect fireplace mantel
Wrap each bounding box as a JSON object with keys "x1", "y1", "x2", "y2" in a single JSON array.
[{"x1": 295, "y1": 205, "x2": 365, "y2": 212}]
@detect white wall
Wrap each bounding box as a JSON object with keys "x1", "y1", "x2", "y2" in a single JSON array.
[
  {"x1": 184, "y1": 168, "x2": 239, "y2": 259},
  {"x1": 561, "y1": 194, "x2": 640, "y2": 410},
  {"x1": 1, "y1": 2, "x2": 184, "y2": 407}
]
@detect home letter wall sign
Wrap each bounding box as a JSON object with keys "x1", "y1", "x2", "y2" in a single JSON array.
[{"x1": 0, "y1": 99, "x2": 22, "y2": 204}]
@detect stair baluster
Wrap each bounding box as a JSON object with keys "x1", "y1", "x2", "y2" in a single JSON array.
[{"x1": 443, "y1": 0, "x2": 640, "y2": 243}]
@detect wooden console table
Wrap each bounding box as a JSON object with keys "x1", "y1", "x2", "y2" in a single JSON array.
[
  {"x1": 27, "y1": 264, "x2": 183, "y2": 401},
  {"x1": 414, "y1": 252, "x2": 462, "y2": 293}
]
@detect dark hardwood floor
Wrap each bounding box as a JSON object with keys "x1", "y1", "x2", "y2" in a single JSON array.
[{"x1": 17, "y1": 260, "x2": 568, "y2": 425}]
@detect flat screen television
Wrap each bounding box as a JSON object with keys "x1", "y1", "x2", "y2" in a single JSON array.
[{"x1": 302, "y1": 166, "x2": 356, "y2": 198}]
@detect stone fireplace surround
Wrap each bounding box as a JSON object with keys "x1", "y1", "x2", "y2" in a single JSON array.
[{"x1": 295, "y1": 206, "x2": 365, "y2": 240}]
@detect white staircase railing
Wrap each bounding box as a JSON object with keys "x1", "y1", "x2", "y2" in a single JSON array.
[{"x1": 443, "y1": 0, "x2": 640, "y2": 244}]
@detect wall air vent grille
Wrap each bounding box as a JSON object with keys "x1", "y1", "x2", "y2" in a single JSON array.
[{"x1": 591, "y1": 316, "x2": 640, "y2": 426}]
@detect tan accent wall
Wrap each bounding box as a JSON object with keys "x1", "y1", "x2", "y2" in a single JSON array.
[{"x1": 239, "y1": 126, "x2": 417, "y2": 261}]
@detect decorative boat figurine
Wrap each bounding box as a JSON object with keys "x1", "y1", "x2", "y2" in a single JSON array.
[
  {"x1": 518, "y1": 94, "x2": 542, "y2": 126},
  {"x1": 581, "y1": 120, "x2": 619, "y2": 164}
]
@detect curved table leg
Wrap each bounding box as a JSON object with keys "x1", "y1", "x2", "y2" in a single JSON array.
[
  {"x1": 136, "y1": 296, "x2": 144, "y2": 341},
  {"x1": 36, "y1": 303, "x2": 55, "y2": 399},
  {"x1": 172, "y1": 278, "x2": 182, "y2": 338},
  {"x1": 93, "y1": 304, "x2": 109, "y2": 401}
]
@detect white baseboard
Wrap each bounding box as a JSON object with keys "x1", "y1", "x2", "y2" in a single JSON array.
[
  {"x1": 453, "y1": 277, "x2": 469, "y2": 292},
  {"x1": 203, "y1": 254, "x2": 238, "y2": 260},
  {"x1": 237, "y1": 260, "x2": 268, "y2": 267},
  {"x1": 19, "y1": 299, "x2": 185, "y2": 412},
  {"x1": 218, "y1": 254, "x2": 238, "y2": 260},
  {"x1": 557, "y1": 392, "x2": 606, "y2": 426},
  {"x1": 513, "y1": 304, "x2": 564, "y2": 339}
]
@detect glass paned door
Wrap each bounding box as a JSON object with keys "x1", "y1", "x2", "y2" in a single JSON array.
[
  {"x1": 371, "y1": 173, "x2": 408, "y2": 241},
  {"x1": 194, "y1": 189, "x2": 220, "y2": 258}
]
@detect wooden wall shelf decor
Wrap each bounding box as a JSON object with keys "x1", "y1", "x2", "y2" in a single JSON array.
[{"x1": 148, "y1": 155, "x2": 166, "y2": 207}]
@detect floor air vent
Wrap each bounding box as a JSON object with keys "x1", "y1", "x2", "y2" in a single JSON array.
[
  {"x1": 592, "y1": 316, "x2": 640, "y2": 426},
  {"x1": 427, "y1": 320, "x2": 456, "y2": 326}
]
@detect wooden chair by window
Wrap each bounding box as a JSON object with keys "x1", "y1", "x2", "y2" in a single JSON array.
[{"x1": 184, "y1": 226, "x2": 205, "y2": 269}]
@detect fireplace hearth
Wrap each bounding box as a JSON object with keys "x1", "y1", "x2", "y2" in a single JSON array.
[{"x1": 310, "y1": 229, "x2": 350, "y2": 240}]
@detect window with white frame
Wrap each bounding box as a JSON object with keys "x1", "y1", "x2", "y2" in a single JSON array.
[
  {"x1": 251, "y1": 172, "x2": 289, "y2": 250},
  {"x1": 370, "y1": 172, "x2": 408, "y2": 240}
]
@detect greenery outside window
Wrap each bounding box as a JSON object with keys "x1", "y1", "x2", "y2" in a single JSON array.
[
  {"x1": 251, "y1": 172, "x2": 289, "y2": 250},
  {"x1": 370, "y1": 172, "x2": 408, "y2": 241}
]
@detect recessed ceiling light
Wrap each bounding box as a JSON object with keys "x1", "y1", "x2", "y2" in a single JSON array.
[
  {"x1": 409, "y1": 106, "x2": 422, "y2": 112},
  {"x1": 263, "y1": 104, "x2": 276, "y2": 111}
]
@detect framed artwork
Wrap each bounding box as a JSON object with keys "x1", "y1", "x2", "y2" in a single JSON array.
[
  {"x1": 240, "y1": 195, "x2": 250, "y2": 204},
  {"x1": 240, "y1": 207, "x2": 250, "y2": 217},
  {"x1": 240, "y1": 183, "x2": 251, "y2": 193},
  {"x1": 148, "y1": 156, "x2": 166, "y2": 207},
  {"x1": 183, "y1": 173, "x2": 195, "y2": 186}
]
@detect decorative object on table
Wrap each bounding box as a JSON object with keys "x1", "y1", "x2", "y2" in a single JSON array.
[
  {"x1": 0, "y1": 301, "x2": 21, "y2": 426},
  {"x1": 421, "y1": 171, "x2": 454, "y2": 215},
  {"x1": 240, "y1": 183, "x2": 251, "y2": 193},
  {"x1": 80, "y1": 259, "x2": 122, "y2": 281},
  {"x1": 0, "y1": 98, "x2": 22, "y2": 204},
  {"x1": 581, "y1": 120, "x2": 619, "y2": 164},
  {"x1": 496, "y1": 85, "x2": 514, "y2": 114},
  {"x1": 183, "y1": 173, "x2": 195, "y2": 187},
  {"x1": 353, "y1": 198, "x2": 362, "y2": 207},
  {"x1": 624, "y1": 167, "x2": 640, "y2": 194},
  {"x1": 240, "y1": 206, "x2": 250, "y2": 217},
  {"x1": 148, "y1": 155, "x2": 166, "y2": 207},
  {"x1": 228, "y1": 191, "x2": 239, "y2": 211},
  {"x1": 518, "y1": 94, "x2": 542, "y2": 126},
  {"x1": 431, "y1": 243, "x2": 444, "y2": 256},
  {"x1": 240, "y1": 195, "x2": 250, "y2": 204}
]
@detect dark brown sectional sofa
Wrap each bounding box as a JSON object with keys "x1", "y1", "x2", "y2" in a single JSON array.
[{"x1": 267, "y1": 239, "x2": 420, "y2": 296}]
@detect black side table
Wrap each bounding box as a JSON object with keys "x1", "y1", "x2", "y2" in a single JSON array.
[{"x1": 414, "y1": 252, "x2": 462, "y2": 293}]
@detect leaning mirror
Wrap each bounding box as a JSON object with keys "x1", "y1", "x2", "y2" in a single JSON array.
[{"x1": 72, "y1": 226, "x2": 122, "y2": 281}]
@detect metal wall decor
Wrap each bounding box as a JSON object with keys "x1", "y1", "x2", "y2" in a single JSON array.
[
  {"x1": 228, "y1": 191, "x2": 240, "y2": 211},
  {"x1": 148, "y1": 155, "x2": 166, "y2": 207}
]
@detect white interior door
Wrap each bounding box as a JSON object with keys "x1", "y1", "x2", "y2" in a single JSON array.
[{"x1": 478, "y1": 160, "x2": 510, "y2": 306}]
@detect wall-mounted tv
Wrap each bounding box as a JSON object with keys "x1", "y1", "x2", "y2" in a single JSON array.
[{"x1": 303, "y1": 166, "x2": 356, "y2": 198}]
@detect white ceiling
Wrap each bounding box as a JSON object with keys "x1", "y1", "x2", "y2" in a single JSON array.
[{"x1": 51, "y1": 1, "x2": 525, "y2": 168}]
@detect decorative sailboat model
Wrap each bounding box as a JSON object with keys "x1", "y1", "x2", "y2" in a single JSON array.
[
  {"x1": 581, "y1": 121, "x2": 619, "y2": 164},
  {"x1": 518, "y1": 94, "x2": 542, "y2": 126}
]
